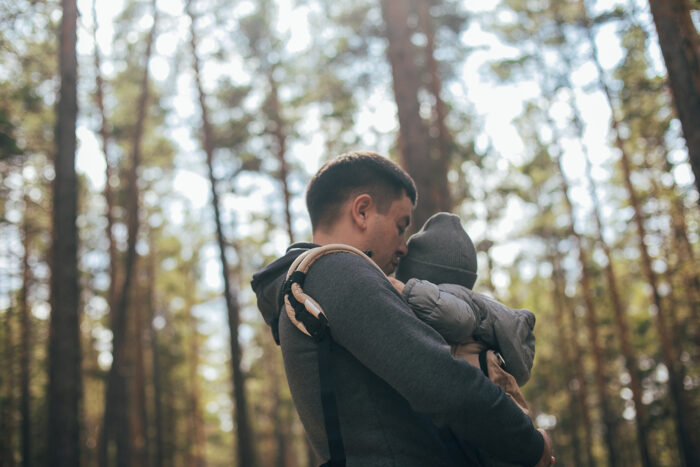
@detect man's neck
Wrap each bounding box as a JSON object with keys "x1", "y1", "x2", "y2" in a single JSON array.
[{"x1": 312, "y1": 226, "x2": 362, "y2": 249}]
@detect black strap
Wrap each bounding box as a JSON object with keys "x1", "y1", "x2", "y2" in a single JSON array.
[
  {"x1": 280, "y1": 255, "x2": 346, "y2": 466},
  {"x1": 478, "y1": 350, "x2": 489, "y2": 379},
  {"x1": 318, "y1": 333, "x2": 346, "y2": 466}
]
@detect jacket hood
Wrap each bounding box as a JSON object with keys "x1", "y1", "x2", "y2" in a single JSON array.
[{"x1": 251, "y1": 242, "x2": 317, "y2": 343}]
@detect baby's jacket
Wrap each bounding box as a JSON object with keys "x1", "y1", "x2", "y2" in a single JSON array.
[{"x1": 402, "y1": 278, "x2": 536, "y2": 386}]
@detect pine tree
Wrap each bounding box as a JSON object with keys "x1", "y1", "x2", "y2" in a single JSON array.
[
  {"x1": 47, "y1": 0, "x2": 82, "y2": 465},
  {"x1": 186, "y1": 1, "x2": 258, "y2": 465},
  {"x1": 100, "y1": 1, "x2": 158, "y2": 465},
  {"x1": 648, "y1": 0, "x2": 700, "y2": 199},
  {"x1": 380, "y1": 0, "x2": 448, "y2": 229},
  {"x1": 576, "y1": 2, "x2": 700, "y2": 463}
]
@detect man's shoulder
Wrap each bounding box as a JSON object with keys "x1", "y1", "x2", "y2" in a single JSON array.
[
  {"x1": 306, "y1": 249, "x2": 383, "y2": 280},
  {"x1": 303, "y1": 250, "x2": 392, "y2": 313}
]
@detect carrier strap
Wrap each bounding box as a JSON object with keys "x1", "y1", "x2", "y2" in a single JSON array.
[
  {"x1": 318, "y1": 334, "x2": 346, "y2": 467},
  {"x1": 281, "y1": 244, "x2": 381, "y2": 467},
  {"x1": 478, "y1": 349, "x2": 489, "y2": 378}
]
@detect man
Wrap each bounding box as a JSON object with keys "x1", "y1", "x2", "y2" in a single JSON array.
[{"x1": 252, "y1": 152, "x2": 553, "y2": 466}]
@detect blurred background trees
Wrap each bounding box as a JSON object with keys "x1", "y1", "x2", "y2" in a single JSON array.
[{"x1": 0, "y1": 0, "x2": 698, "y2": 466}]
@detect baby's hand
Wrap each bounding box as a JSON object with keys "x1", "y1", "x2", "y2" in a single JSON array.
[{"x1": 388, "y1": 277, "x2": 405, "y2": 294}]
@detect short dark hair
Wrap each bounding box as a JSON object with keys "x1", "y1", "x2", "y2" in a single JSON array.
[{"x1": 306, "y1": 151, "x2": 417, "y2": 231}]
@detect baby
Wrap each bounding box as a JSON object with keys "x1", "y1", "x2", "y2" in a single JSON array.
[{"x1": 392, "y1": 212, "x2": 535, "y2": 415}]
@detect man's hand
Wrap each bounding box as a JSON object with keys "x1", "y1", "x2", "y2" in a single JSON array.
[
  {"x1": 535, "y1": 429, "x2": 555, "y2": 466},
  {"x1": 388, "y1": 277, "x2": 405, "y2": 294}
]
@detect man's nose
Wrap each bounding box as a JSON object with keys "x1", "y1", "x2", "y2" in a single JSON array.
[{"x1": 397, "y1": 240, "x2": 408, "y2": 257}]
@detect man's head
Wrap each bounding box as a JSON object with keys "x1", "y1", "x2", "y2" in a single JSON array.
[
  {"x1": 306, "y1": 151, "x2": 417, "y2": 274},
  {"x1": 395, "y1": 212, "x2": 478, "y2": 289}
]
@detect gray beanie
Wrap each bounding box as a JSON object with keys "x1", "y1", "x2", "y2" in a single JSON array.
[{"x1": 395, "y1": 212, "x2": 478, "y2": 289}]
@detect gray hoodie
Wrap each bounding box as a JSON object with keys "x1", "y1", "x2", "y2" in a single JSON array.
[{"x1": 252, "y1": 243, "x2": 544, "y2": 466}]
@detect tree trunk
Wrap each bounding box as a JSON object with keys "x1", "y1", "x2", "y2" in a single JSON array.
[
  {"x1": 618, "y1": 140, "x2": 700, "y2": 467},
  {"x1": 186, "y1": 297, "x2": 206, "y2": 467},
  {"x1": 659, "y1": 157, "x2": 700, "y2": 343},
  {"x1": 19, "y1": 193, "x2": 33, "y2": 467},
  {"x1": 260, "y1": 334, "x2": 290, "y2": 467},
  {"x1": 146, "y1": 235, "x2": 164, "y2": 467},
  {"x1": 534, "y1": 28, "x2": 619, "y2": 454},
  {"x1": 642, "y1": 150, "x2": 700, "y2": 347},
  {"x1": 556, "y1": 154, "x2": 619, "y2": 467},
  {"x1": 131, "y1": 285, "x2": 149, "y2": 467},
  {"x1": 2, "y1": 293, "x2": 17, "y2": 467},
  {"x1": 475, "y1": 240, "x2": 497, "y2": 297},
  {"x1": 100, "y1": 2, "x2": 157, "y2": 466},
  {"x1": 578, "y1": 2, "x2": 700, "y2": 463},
  {"x1": 543, "y1": 23, "x2": 654, "y2": 461},
  {"x1": 266, "y1": 68, "x2": 297, "y2": 465},
  {"x1": 266, "y1": 70, "x2": 297, "y2": 466},
  {"x1": 48, "y1": 1, "x2": 82, "y2": 466},
  {"x1": 266, "y1": 69, "x2": 295, "y2": 244},
  {"x1": 187, "y1": 2, "x2": 257, "y2": 465},
  {"x1": 582, "y1": 153, "x2": 653, "y2": 467},
  {"x1": 414, "y1": 0, "x2": 452, "y2": 210},
  {"x1": 160, "y1": 330, "x2": 177, "y2": 467},
  {"x1": 648, "y1": 0, "x2": 700, "y2": 199},
  {"x1": 380, "y1": 0, "x2": 449, "y2": 229},
  {"x1": 548, "y1": 242, "x2": 592, "y2": 467},
  {"x1": 91, "y1": 0, "x2": 119, "y2": 313}
]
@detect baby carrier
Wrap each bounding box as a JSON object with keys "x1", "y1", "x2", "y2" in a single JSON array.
[{"x1": 279, "y1": 244, "x2": 379, "y2": 467}]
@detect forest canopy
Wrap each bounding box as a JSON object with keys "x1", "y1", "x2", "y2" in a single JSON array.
[{"x1": 1, "y1": 0, "x2": 699, "y2": 466}]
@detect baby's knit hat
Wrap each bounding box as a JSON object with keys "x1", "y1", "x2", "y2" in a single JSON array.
[{"x1": 395, "y1": 212, "x2": 478, "y2": 289}]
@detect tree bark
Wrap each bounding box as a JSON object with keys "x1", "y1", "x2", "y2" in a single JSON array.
[
  {"x1": 19, "y1": 193, "x2": 32, "y2": 467},
  {"x1": 187, "y1": 2, "x2": 257, "y2": 465},
  {"x1": 555, "y1": 153, "x2": 619, "y2": 467},
  {"x1": 265, "y1": 71, "x2": 296, "y2": 466},
  {"x1": 91, "y1": 0, "x2": 119, "y2": 313},
  {"x1": 548, "y1": 241, "x2": 593, "y2": 467},
  {"x1": 582, "y1": 152, "x2": 653, "y2": 467},
  {"x1": 642, "y1": 149, "x2": 700, "y2": 346},
  {"x1": 260, "y1": 333, "x2": 290, "y2": 467},
  {"x1": 130, "y1": 282, "x2": 150, "y2": 467},
  {"x1": 48, "y1": 1, "x2": 82, "y2": 465},
  {"x1": 533, "y1": 27, "x2": 619, "y2": 455},
  {"x1": 2, "y1": 292, "x2": 17, "y2": 467},
  {"x1": 543, "y1": 21, "x2": 654, "y2": 461},
  {"x1": 380, "y1": 0, "x2": 449, "y2": 229},
  {"x1": 146, "y1": 235, "x2": 164, "y2": 467},
  {"x1": 618, "y1": 139, "x2": 700, "y2": 467},
  {"x1": 475, "y1": 240, "x2": 497, "y2": 297},
  {"x1": 659, "y1": 156, "x2": 700, "y2": 342},
  {"x1": 648, "y1": 0, "x2": 700, "y2": 199},
  {"x1": 266, "y1": 69, "x2": 295, "y2": 244},
  {"x1": 578, "y1": 2, "x2": 700, "y2": 463},
  {"x1": 414, "y1": 0, "x2": 452, "y2": 211},
  {"x1": 185, "y1": 293, "x2": 206, "y2": 467},
  {"x1": 100, "y1": 2, "x2": 157, "y2": 465}
]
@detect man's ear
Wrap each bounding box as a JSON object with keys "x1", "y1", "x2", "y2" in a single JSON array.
[{"x1": 350, "y1": 193, "x2": 373, "y2": 230}]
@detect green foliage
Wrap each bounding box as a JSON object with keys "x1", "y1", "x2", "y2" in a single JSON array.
[
  {"x1": 1, "y1": 0, "x2": 699, "y2": 465},
  {"x1": 0, "y1": 108, "x2": 21, "y2": 159}
]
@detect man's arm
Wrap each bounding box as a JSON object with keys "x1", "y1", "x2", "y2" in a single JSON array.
[
  {"x1": 398, "y1": 278, "x2": 482, "y2": 344},
  {"x1": 400, "y1": 279, "x2": 537, "y2": 386},
  {"x1": 305, "y1": 253, "x2": 545, "y2": 465}
]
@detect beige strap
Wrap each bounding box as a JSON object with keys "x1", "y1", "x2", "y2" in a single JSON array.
[{"x1": 284, "y1": 244, "x2": 384, "y2": 337}]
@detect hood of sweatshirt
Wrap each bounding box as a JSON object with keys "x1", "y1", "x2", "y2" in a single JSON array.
[{"x1": 250, "y1": 242, "x2": 317, "y2": 344}]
